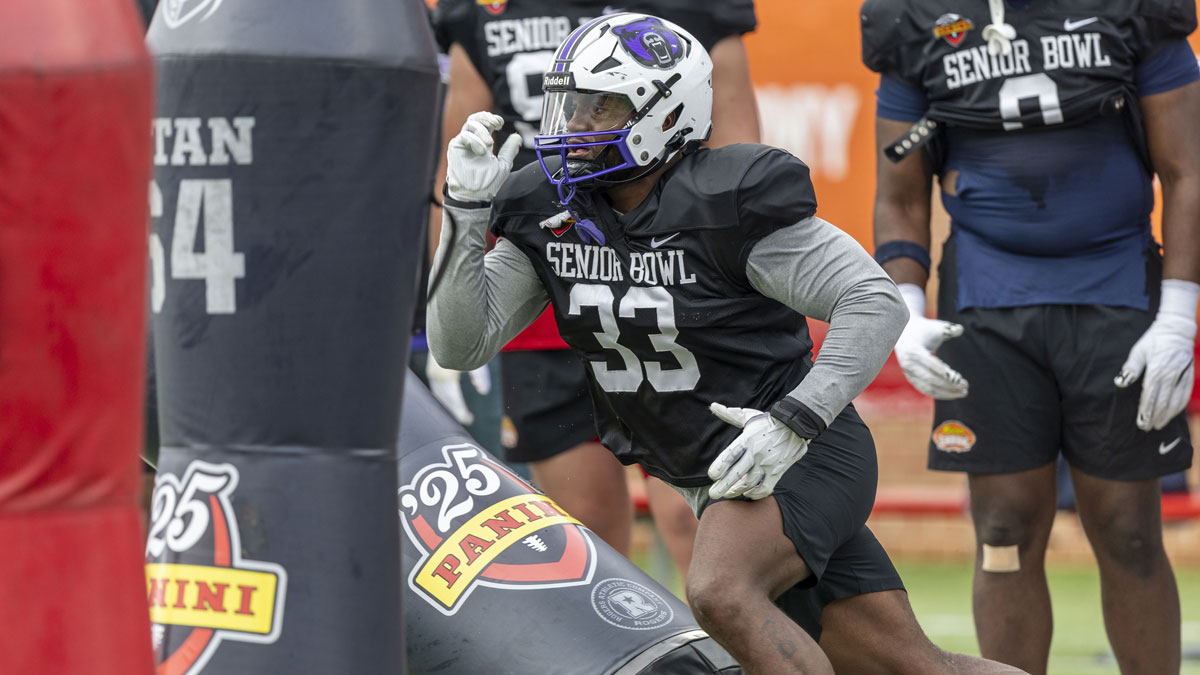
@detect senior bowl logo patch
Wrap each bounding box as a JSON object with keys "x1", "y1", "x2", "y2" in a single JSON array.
[
  {"x1": 539, "y1": 210, "x2": 577, "y2": 237},
  {"x1": 476, "y1": 0, "x2": 507, "y2": 16},
  {"x1": 933, "y1": 13, "x2": 974, "y2": 46},
  {"x1": 613, "y1": 17, "x2": 686, "y2": 69},
  {"x1": 932, "y1": 420, "x2": 977, "y2": 452},
  {"x1": 400, "y1": 443, "x2": 597, "y2": 615},
  {"x1": 145, "y1": 461, "x2": 288, "y2": 675}
]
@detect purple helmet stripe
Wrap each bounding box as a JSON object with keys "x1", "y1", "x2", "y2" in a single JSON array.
[{"x1": 553, "y1": 14, "x2": 613, "y2": 72}]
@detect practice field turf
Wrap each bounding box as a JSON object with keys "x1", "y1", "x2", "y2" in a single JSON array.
[
  {"x1": 632, "y1": 542, "x2": 1200, "y2": 674},
  {"x1": 896, "y1": 559, "x2": 1200, "y2": 675}
]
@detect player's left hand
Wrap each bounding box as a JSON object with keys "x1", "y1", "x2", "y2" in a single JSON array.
[
  {"x1": 426, "y1": 353, "x2": 491, "y2": 426},
  {"x1": 707, "y1": 402, "x2": 809, "y2": 501},
  {"x1": 1115, "y1": 295, "x2": 1197, "y2": 431}
]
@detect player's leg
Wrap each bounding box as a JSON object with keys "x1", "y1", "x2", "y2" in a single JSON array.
[
  {"x1": 966, "y1": 466, "x2": 1058, "y2": 673},
  {"x1": 643, "y1": 474, "x2": 698, "y2": 580},
  {"x1": 529, "y1": 441, "x2": 632, "y2": 555},
  {"x1": 931, "y1": 279, "x2": 1064, "y2": 672},
  {"x1": 1070, "y1": 469, "x2": 1180, "y2": 674},
  {"x1": 500, "y1": 350, "x2": 633, "y2": 554},
  {"x1": 1051, "y1": 304, "x2": 1192, "y2": 674},
  {"x1": 818, "y1": 583, "x2": 1027, "y2": 674},
  {"x1": 685, "y1": 405, "x2": 879, "y2": 673},
  {"x1": 686, "y1": 496, "x2": 832, "y2": 674}
]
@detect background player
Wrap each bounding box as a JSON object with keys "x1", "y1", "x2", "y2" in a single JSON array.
[
  {"x1": 428, "y1": 13, "x2": 1024, "y2": 673},
  {"x1": 863, "y1": 1, "x2": 1200, "y2": 672},
  {"x1": 428, "y1": 0, "x2": 760, "y2": 572}
]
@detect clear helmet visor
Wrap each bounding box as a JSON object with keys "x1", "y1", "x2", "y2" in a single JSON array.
[
  {"x1": 535, "y1": 90, "x2": 639, "y2": 200},
  {"x1": 539, "y1": 90, "x2": 635, "y2": 136}
]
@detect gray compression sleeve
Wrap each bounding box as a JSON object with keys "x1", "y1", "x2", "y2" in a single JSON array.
[
  {"x1": 425, "y1": 204, "x2": 550, "y2": 371},
  {"x1": 746, "y1": 216, "x2": 907, "y2": 430}
]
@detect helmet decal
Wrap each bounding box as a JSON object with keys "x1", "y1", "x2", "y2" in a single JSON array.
[{"x1": 612, "y1": 17, "x2": 685, "y2": 69}]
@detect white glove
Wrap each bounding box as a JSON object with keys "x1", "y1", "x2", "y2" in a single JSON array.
[
  {"x1": 894, "y1": 283, "x2": 969, "y2": 399},
  {"x1": 446, "y1": 111, "x2": 522, "y2": 203},
  {"x1": 1115, "y1": 279, "x2": 1199, "y2": 431},
  {"x1": 707, "y1": 403, "x2": 809, "y2": 501},
  {"x1": 426, "y1": 353, "x2": 491, "y2": 426}
]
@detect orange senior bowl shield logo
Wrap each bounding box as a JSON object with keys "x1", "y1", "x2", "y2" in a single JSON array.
[
  {"x1": 932, "y1": 420, "x2": 977, "y2": 452},
  {"x1": 400, "y1": 443, "x2": 597, "y2": 615},
  {"x1": 145, "y1": 461, "x2": 287, "y2": 675},
  {"x1": 477, "y1": 0, "x2": 508, "y2": 16},
  {"x1": 933, "y1": 13, "x2": 975, "y2": 47}
]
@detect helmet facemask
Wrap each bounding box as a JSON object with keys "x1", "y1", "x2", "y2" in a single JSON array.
[{"x1": 535, "y1": 91, "x2": 639, "y2": 206}]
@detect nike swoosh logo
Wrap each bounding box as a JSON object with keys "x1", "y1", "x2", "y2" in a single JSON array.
[
  {"x1": 649, "y1": 233, "x2": 680, "y2": 249},
  {"x1": 1063, "y1": 17, "x2": 1099, "y2": 31},
  {"x1": 1159, "y1": 437, "x2": 1182, "y2": 455}
]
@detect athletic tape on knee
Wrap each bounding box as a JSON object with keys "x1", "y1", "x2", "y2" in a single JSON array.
[{"x1": 981, "y1": 544, "x2": 1020, "y2": 572}]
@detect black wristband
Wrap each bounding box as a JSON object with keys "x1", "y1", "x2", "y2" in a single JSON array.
[
  {"x1": 441, "y1": 183, "x2": 491, "y2": 210},
  {"x1": 769, "y1": 397, "x2": 827, "y2": 440},
  {"x1": 873, "y1": 239, "x2": 931, "y2": 273}
]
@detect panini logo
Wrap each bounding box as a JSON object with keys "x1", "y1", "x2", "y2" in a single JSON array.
[
  {"x1": 543, "y1": 72, "x2": 576, "y2": 91},
  {"x1": 400, "y1": 444, "x2": 596, "y2": 615},
  {"x1": 932, "y1": 420, "x2": 977, "y2": 452},
  {"x1": 145, "y1": 461, "x2": 287, "y2": 675}
]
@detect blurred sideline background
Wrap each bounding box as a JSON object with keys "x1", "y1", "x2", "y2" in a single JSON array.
[{"x1": 619, "y1": 2, "x2": 1200, "y2": 673}]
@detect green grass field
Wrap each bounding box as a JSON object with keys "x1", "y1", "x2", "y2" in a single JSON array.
[
  {"x1": 633, "y1": 537, "x2": 1200, "y2": 674},
  {"x1": 896, "y1": 559, "x2": 1200, "y2": 675}
]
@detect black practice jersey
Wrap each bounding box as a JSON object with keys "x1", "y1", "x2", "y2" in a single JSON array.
[
  {"x1": 432, "y1": 0, "x2": 756, "y2": 166},
  {"x1": 490, "y1": 145, "x2": 819, "y2": 485},
  {"x1": 861, "y1": 0, "x2": 1196, "y2": 130}
]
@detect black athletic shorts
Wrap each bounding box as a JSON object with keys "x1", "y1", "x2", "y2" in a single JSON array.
[
  {"x1": 685, "y1": 405, "x2": 905, "y2": 640},
  {"x1": 499, "y1": 350, "x2": 598, "y2": 463},
  {"x1": 931, "y1": 239, "x2": 1193, "y2": 479}
]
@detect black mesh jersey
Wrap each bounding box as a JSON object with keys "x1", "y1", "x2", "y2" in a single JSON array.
[
  {"x1": 491, "y1": 144, "x2": 818, "y2": 486},
  {"x1": 860, "y1": 0, "x2": 1197, "y2": 130},
  {"x1": 432, "y1": 0, "x2": 756, "y2": 166}
]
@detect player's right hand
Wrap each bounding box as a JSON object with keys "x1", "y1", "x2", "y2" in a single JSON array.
[
  {"x1": 445, "y1": 111, "x2": 521, "y2": 203},
  {"x1": 894, "y1": 283, "x2": 969, "y2": 400}
]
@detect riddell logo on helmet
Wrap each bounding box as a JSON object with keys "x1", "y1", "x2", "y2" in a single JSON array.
[
  {"x1": 543, "y1": 72, "x2": 576, "y2": 91},
  {"x1": 932, "y1": 420, "x2": 977, "y2": 452}
]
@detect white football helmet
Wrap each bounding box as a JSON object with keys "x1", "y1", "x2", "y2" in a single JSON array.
[{"x1": 534, "y1": 13, "x2": 713, "y2": 205}]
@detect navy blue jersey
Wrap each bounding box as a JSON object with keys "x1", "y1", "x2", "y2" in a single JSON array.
[
  {"x1": 861, "y1": 0, "x2": 1199, "y2": 310},
  {"x1": 432, "y1": 0, "x2": 755, "y2": 167},
  {"x1": 490, "y1": 145, "x2": 817, "y2": 485}
]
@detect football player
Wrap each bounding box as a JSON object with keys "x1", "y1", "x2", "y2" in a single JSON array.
[
  {"x1": 428, "y1": 0, "x2": 760, "y2": 574},
  {"x1": 428, "y1": 13, "x2": 1024, "y2": 673},
  {"x1": 863, "y1": 1, "x2": 1199, "y2": 672}
]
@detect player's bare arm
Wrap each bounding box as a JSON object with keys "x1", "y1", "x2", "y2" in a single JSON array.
[
  {"x1": 1142, "y1": 78, "x2": 1200, "y2": 284},
  {"x1": 872, "y1": 116, "x2": 934, "y2": 288},
  {"x1": 1113, "y1": 78, "x2": 1200, "y2": 430},
  {"x1": 873, "y1": 115, "x2": 968, "y2": 399},
  {"x1": 708, "y1": 34, "x2": 760, "y2": 147}
]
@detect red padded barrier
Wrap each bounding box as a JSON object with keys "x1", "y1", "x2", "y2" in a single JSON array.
[{"x1": 0, "y1": 1, "x2": 154, "y2": 673}]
